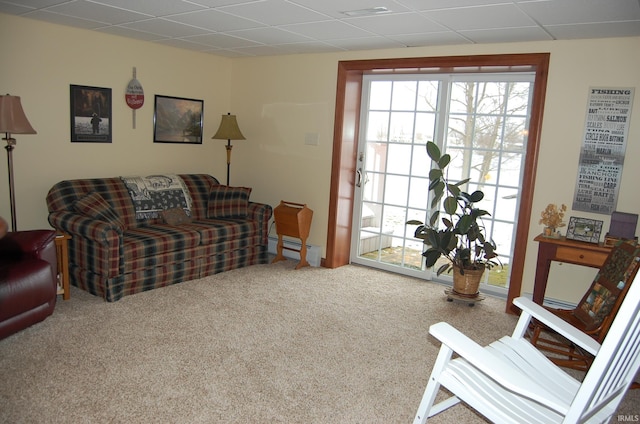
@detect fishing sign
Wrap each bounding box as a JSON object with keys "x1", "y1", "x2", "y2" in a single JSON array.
[{"x1": 125, "y1": 67, "x2": 144, "y2": 128}]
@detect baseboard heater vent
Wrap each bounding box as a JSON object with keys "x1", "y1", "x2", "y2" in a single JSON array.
[
  {"x1": 542, "y1": 297, "x2": 576, "y2": 310},
  {"x1": 523, "y1": 293, "x2": 576, "y2": 310},
  {"x1": 268, "y1": 236, "x2": 321, "y2": 267}
]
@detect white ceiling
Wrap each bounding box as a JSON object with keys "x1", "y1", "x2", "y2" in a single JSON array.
[{"x1": 2, "y1": 0, "x2": 640, "y2": 57}]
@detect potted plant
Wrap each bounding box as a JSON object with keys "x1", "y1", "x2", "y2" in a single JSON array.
[{"x1": 407, "y1": 141, "x2": 500, "y2": 296}]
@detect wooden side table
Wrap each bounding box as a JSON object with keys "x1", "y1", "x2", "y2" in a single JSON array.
[
  {"x1": 55, "y1": 233, "x2": 71, "y2": 300},
  {"x1": 532, "y1": 234, "x2": 611, "y2": 304}
]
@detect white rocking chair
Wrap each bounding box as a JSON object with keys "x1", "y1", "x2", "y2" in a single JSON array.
[{"x1": 413, "y1": 271, "x2": 640, "y2": 424}]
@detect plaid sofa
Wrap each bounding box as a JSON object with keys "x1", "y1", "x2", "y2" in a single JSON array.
[{"x1": 46, "y1": 174, "x2": 272, "y2": 302}]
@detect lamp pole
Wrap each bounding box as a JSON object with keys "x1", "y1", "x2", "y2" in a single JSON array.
[
  {"x1": 4, "y1": 135, "x2": 16, "y2": 231},
  {"x1": 225, "y1": 139, "x2": 232, "y2": 186},
  {"x1": 0, "y1": 95, "x2": 37, "y2": 231}
]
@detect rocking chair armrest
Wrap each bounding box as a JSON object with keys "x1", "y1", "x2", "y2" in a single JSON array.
[
  {"x1": 513, "y1": 297, "x2": 601, "y2": 356},
  {"x1": 429, "y1": 322, "x2": 569, "y2": 414}
]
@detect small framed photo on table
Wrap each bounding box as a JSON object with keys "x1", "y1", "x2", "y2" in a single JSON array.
[{"x1": 566, "y1": 217, "x2": 604, "y2": 243}]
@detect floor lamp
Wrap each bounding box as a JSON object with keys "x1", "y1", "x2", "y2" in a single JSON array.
[
  {"x1": 0, "y1": 95, "x2": 37, "y2": 231},
  {"x1": 211, "y1": 113, "x2": 245, "y2": 186}
]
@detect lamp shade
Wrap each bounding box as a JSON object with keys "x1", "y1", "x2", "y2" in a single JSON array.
[
  {"x1": 0, "y1": 95, "x2": 36, "y2": 134},
  {"x1": 211, "y1": 114, "x2": 245, "y2": 140}
]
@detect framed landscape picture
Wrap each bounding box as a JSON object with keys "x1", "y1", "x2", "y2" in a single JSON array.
[
  {"x1": 153, "y1": 95, "x2": 203, "y2": 144},
  {"x1": 70, "y1": 85, "x2": 112, "y2": 143},
  {"x1": 566, "y1": 216, "x2": 604, "y2": 243}
]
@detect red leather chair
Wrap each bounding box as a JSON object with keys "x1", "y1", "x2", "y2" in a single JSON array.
[{"x1": 0, "y1": 217, "x2": 58, "y2": 340}]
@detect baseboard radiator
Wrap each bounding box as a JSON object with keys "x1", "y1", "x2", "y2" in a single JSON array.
[
  {"x1": 267, "y1": 236, "x2": 321, "y2": 267},
  {"x1": 522, "y1": 293, "x2": 576, "y2": 310},
  {"x1": 542, "y1": 297, "x2": 577, "y2": 310}
]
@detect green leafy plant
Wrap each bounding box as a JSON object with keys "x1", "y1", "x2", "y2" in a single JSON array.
[{"x1": 407, "y1": 141, "x2": 500, "y2": 276}]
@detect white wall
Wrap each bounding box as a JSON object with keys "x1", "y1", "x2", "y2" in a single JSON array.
[
  {"x1": 2, "y1": 12, "x2": 639, "y2": 302},
  {"x1": 0, "y1": 13, "x2": 233, "y2": 229},
  {"x1": 231, "y1": 38, "x2": 640, "y2": 301}
]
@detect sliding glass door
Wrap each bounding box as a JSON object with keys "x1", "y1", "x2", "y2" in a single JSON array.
[{"x1": 351, "y1": 73, "x2": 534, "y2": 295}]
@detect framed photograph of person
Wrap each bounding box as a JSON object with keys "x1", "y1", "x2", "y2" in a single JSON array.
[
  {"x1": 153, "y1": 95, "x2": 203, "y2": 144},
  {"x1": 566, "y1": 216, "x2": 604, "y2": 243},
  {"x1": 70, "y1": 85, "x2": 112, "y2": 143}
]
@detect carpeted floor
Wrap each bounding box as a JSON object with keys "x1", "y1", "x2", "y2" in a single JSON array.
[{"x1": 1, "y1": 260, "x2": 638, "y2": 423}]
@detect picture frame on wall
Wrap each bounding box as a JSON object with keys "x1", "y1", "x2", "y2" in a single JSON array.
[
  {"x1": 566, "y1": 216, "x2": 604, "y2": 243},
  {"x1": 153, "y1": 95, "x2": 203, "y2": 144},
  {"x1": 70, "y1": 84, "x2": 112, "y2": 143}
]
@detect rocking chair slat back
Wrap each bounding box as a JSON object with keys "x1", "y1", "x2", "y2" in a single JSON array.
[
  {"x1": 414, "y1": 269, "x2": 640, "y2": 423},
  {"x1": 529, "y1": 241, "x2": 640, "y2": 371},
  {"x1": 565, "y1": 269, "x2": 640, "y2": 421}
]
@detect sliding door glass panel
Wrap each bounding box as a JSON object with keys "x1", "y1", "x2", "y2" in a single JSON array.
[{"x1": 351, "y1": 73, "x2": 533, "y2": 294}]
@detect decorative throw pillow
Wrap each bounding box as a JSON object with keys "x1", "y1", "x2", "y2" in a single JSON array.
[
  {"x1": 207, "y1": 186, "x2": 251, "y2": 218},
  {"x1": 161, "y1": 207, "x2": 192, "y2": 225},
  {"x1": 73, "y1": 192, "x2": 125, "y2": 230}
]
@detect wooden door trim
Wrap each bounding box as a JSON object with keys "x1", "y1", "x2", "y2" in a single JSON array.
[{"x1": 326, "y1": 53, "x2": 550, "y2": 313}]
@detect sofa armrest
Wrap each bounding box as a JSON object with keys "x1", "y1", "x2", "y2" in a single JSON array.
[
  {"x1": 48, "y1": 211, "x2": 123, "y2": 243},
  {"x1": 247, "y1": 202, "x2": 273, "y2": 245},
  {"x1": 48, "y1": 211, "x2": 123, "y2": 278}
]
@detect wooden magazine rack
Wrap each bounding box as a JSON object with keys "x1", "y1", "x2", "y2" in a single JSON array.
[{"x1": 272, "y1": 201, "x2": 313, "y2": 269}]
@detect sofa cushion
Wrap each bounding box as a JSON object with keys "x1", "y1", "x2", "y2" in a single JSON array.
[
  {"x1": 73, "y1": 192, "x2": 125, "y2": 230},
  {"x1": 189, "y1": 219, "x2": 260, "y2": 246},
  {"x1": 161, "y1": 207, "x2": 192, "y2": 226},
  {"x1": 122, "y1": 225, "x2": 201, "y2": 268},
  {"x1": 207, "y1": 186, "x2": 251, "y2": 219}
]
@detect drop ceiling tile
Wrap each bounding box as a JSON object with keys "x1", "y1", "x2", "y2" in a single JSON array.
[
  {"x1": 545, "y1": 21, "x2": 640, "y2": 39},
  {"x1": 231, "y1": 45, "x2": 289, "y2": 56},
  {"x1": 153, "y1": 38, "x2": 211, "y2": 51},
  {"x1": 388, "y1": 31, "x2": 472, "y2": 47},
  {"x1": 3, "y1": 0, "x2": 639, "y2": 56},
  {"x1": 121, "y1": 18, "x2": 210, "y2": 38},
  {"x1": 166, "y1": 8, "x2": 262, "y2": 32},
  {"x1": 518, "y1": 0, "x2": 640, "y2": 25},
  {"x1": 274, "y1": 41, "x2": 344, "y2": 54},
  {"x1": 181, "y1": 0, "x2": 258, "y2": 7},
  {"x1": 346, "y1": 12, "x2": 448, "y2": 35},
  {"x1": 221, "y1": 0, "x2": 328, "y2": 26},
  {"x1": 0, "y1": 2, "x2": 34, "y2": 14},
  {"x1": 289, "y1": 0, "x2": 409, "y2": 18},
  {"x1": 87, "y1": 0, "x2": 207, "y2": 16},
  {"x1": 46, "y1": 0, "x2": 151, "y2": 24},
  {"x1": 396, "y1": 0, "x2": 513, "y2": 10},
  {"x1": 281, "y1": 20, "x2": 373, "y2": 40},
  {"x1": 22, "y1": 10, "x2": 106, "y2": 29},
  {"x1": 229, "y1": 27, "x2": 312, "y2": 44},
  {"x1": 328, "y1": 36, "x2": 406, "y2": 50},
  {"x1": 184, "y1": 33, "x2": 261, "y2": 48},
  {"x1": 425, "y1": 4, "x2": 537, "y2": 31},
  {"x1": 0, "y1": 0, "x2": 68, "y2": 9},
  {"x1": 97, "y1": 25, "x2": 163, "y2": 42},
  {"x1": 460, "y1": 26, "x2": 554, "y2": 44}
]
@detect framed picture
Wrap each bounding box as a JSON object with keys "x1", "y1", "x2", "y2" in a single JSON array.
[
  {"x1": 70, "y1": 85, "x2": 112, "y2": 143},
  {"x1": 566, "y1": 216, "x2": 604, "y2": 243},
  {"x1": 153, "y1": 95, "x2": 203, "y2": 144}
]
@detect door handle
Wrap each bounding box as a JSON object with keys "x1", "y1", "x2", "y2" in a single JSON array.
[{"x1": 356, "y1": 168, "x2": 369, "y2": 188}]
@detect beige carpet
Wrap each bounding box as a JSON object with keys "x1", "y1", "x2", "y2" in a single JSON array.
[{"x1": 1, "y1": 260, "x2": 638, "y2": 423}]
